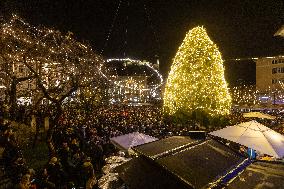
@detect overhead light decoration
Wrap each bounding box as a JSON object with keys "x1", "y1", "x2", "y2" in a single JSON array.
[
  {"x1": 104, "y1": 58, "x2": 163, "y2": 91},
  {"x1": 102, "y1": 58, "x2": 163, "y2": 104},
  {"x1": 163, "y1": 26, "x2": 232, "y2": 116}
]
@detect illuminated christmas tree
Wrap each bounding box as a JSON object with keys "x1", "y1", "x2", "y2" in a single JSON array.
[{"x1": 163, "y1": 26, "x2": 231, "y2": 118}]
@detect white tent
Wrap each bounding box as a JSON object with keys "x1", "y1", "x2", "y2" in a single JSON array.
[
  {"x1": 243, "y1": 112, "x2": 276, "y2": 119},
  {"x1": 209, "y1": 120, "x2": 284, "y2": 158},
  {"x1": 110, "y1": 132, "x2": 158, "y2": 150},
  {"x1": 274, "y1": 25, "x2": 284, "y2": 37}
]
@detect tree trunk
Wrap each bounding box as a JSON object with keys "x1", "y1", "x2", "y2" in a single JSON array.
[
  {"x1": 32, "y1": 114, "x2": 39, "y2": 148},
  {"x1": 46, "y1": 102, "x2": 62, "y2": 157},
  {"x1": 9, "y1": 79, "x2": 18, "y2": 119}
]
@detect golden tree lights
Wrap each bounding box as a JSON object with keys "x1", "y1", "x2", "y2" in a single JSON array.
[
  {"x1": 0, "y1": 15, "x2": 105, "y2": 107},
  {"x1": 163, "y1": 26, "x2": 232, "y2": 116}
]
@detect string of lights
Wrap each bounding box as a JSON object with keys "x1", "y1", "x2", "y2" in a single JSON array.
[
  {"x1": 100, "y1": 0, "x2": 123, "y2": 55},
  {"x1": 105, "y1": 58, "x2": 163, "y2": 91},
  {"x1": 225, "y1": 56, "x2": 284, "y2": 62},
  {"x1": 143, "y1": 2, "x2": 160, "y2": 55}
]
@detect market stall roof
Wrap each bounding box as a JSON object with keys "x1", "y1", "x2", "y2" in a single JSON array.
[
  {"x1": 116, "y1": 156, "x2": 190, "y2": 189},
  {"x1": 274, "y1": 25, "x2": 284, "y2": 37},
  {"x1": 227, "y1": 161, "x2": 284, "y2": 188},
  {"x1": 156, "y1": 139, "x2": 245, "y2": 188},
  {"x1": 110, "y1": 132, "x2": 158, "y2": 150},
  {"x1": 116, "y1": 137, "x2": 246, "y2": 189},
  {"x1": 133, "y1": 136, "x2": 198, "y2": 159},
  {"x1": 209, "y1": 120, "x2": 284, "y2": 158}
]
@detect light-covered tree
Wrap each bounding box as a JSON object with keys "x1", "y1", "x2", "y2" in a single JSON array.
[
  {"x1": 163, "y1": 26, "x2": 231, "y2": 121},
  {"x1": 0, "y1": 15, "x2": 107, "y2": 151},
  {"x1": 0, "y1": 15, "x2": 106, "y2": 113}
]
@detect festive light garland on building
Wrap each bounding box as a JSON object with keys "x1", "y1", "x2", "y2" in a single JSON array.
[{"x1": 163, "y1": 26, "x2": 232, "y2": 116}]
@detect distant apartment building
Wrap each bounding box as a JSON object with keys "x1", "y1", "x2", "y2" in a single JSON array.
[
  {"x1": 256, "y1": 55, "x2": 284, "y2": 92},
  {"x1": 255, "y1": 55, "x2": 284, "y2": 106}
]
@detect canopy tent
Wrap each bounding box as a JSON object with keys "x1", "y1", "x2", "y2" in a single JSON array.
[
  {"x1": 274, "y1": 25, "x2": 284, "y2": 37},
  {"x1": 110, "y1": 132, "x2": 158, "y2": 150},
  {"x1": 243, "y1": 112, "x2": 276, "y2": 119},
  {"x1": 209, "y1": 120, "x2": 284, "y2": 158}
]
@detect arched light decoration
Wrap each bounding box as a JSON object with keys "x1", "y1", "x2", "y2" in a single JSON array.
[{"x1": 101, "y1": 58, "x2": 163, "y2": 91}]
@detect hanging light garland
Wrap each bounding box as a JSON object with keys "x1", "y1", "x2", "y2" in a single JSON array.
[{"x1": 104, "y1": 58, "x2": 163, "y2": 91}]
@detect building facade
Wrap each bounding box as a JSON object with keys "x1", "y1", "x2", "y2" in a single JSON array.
[
  {"x1": 255, "y1": 55, "x2": 284, "y2": 106},
  {"x1": 256, "y1": 55, "x2": 284, "y2": 92}
]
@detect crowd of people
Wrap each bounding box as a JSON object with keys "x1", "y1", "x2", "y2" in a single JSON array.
[
  {"x1": 0, "y1": 104, "x2": 192, "y2": 188},
  {"x1": 1, "y1": 117, "x2": 99, "y2": 188},
  {"x1": 1, "y1": 102, "x2": 284, "y2": 188}
]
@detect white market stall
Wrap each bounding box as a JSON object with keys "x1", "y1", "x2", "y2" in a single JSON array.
[
  {"x1": 110, "y1": 132, "x2": 158, "y2": 150},
  {"x1": 209, "y1": 120, "x2": 284, "y2": 158}
]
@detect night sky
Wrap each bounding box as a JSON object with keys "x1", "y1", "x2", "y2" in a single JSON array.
[{"x1": 1, "y1": 0, "x2": 284, "y2": 86}]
